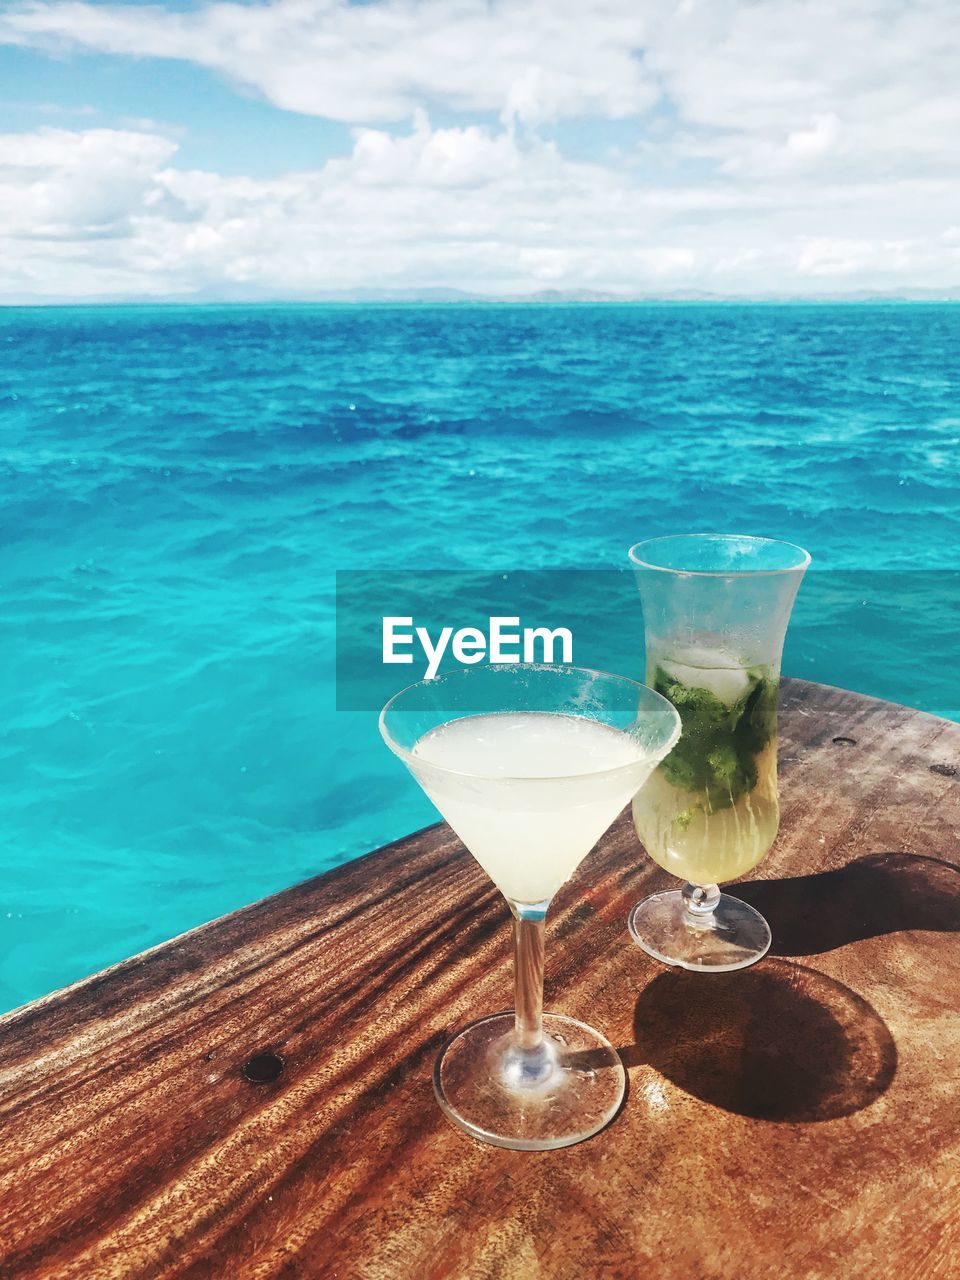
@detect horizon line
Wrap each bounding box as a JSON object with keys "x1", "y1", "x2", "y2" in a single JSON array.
[{"x1": 4, "y1": 294, "x2": 960, "y2": 309}]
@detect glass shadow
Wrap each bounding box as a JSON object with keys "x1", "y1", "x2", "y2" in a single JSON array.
[
  {"x1": 733, "y1": 852, "x2": 960, "y2": 957},
  {"x1": 625, "y1": 959, "x2": 896, "y2": 1122}
]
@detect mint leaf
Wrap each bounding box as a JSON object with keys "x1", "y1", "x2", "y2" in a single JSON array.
[{"x1": 652, "y1": 663, "x2": 776, "y2": 813}]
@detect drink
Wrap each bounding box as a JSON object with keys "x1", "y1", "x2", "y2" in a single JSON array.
[
  {"x1": 627, "y1": 533, "x2": 808, "y2": 971},
  {"x1": 413, "y1": 711, "x2": 659, "y2": 904},
  {"x1": 381, "y1": 664, "x2": 680, "y2": 1149},
  {"x1": 632, "y1": 644, "x2": 780, "y2": 885}
]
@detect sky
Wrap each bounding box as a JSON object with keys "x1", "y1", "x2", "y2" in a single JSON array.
[{"x1": 1, "y1": 0, "x2": 960, "y2": 301}]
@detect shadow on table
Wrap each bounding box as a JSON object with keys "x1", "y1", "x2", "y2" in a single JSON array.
[
  {"x1": 616, "y1": 959, "x2": 898, "y2": 1122},
  {"x1": 734, "y1": 852, "x2": 960, "y2": 957}
]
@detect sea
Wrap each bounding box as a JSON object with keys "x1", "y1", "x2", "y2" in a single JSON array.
[{"x1": 2, "y1": 302, "x2": 958, "y2": 1012}]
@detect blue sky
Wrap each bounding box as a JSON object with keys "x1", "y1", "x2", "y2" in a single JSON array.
[
  {"x1": 1, "y1": 0, "x2": 959, "y2": 300},
  {"x1": 1, "y1": 44, "x2": 355, "y2": 174}
]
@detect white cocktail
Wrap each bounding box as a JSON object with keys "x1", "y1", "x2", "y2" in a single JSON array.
[
  {"x1": 412, "y1": 711, "x2": 658, "y2": 905},
  {"x1": 380, "y1": 664, "x2": 680, "y2": 1150}
]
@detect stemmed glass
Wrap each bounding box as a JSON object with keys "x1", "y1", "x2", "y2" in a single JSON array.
[
  {"x1": 380, "y1": 663, "x2": 680, "y2": 1150},
  {"x1": 627, "y1": 534, "x2": 810, "y2": 972}
]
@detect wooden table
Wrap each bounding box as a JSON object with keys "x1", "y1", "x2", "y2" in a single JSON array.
[{"x1": 1, "y1": 680, "x2": 958, "y2": 1280}]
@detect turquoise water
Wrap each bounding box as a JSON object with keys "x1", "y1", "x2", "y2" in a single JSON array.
[{"x1": 2, "y1": 302, "x2": 958, "y2": 1011}]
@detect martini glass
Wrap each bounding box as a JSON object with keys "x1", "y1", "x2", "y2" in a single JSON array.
[
  {"x1": 380, "y1": 663, "x2": 680, "y2": 1150},
  {"x1": 627, "y1": 534, "x2": 810, "y2": 971}
]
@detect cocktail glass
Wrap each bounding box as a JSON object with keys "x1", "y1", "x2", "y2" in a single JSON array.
[
  {"x1": 380, "y1": 663, "x2": 680, "y2": 1150},
  {"x1": 627, "y1": 534, "x2": 810, "y2": 972}
]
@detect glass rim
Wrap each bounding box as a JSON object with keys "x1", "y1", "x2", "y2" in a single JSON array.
[
  {"x1": 627, "y1": 533, "x2": 811, "y2": 577},
  {"x1": 379, "y1": 662, "x2": 681, "y2": 785}
]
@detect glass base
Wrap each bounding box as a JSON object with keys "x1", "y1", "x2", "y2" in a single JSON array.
[
  {"x1": 628, "y1": 890, "x2": 772, "y2": 972},
  {"x1": 433, "y1": 1011, "x2": 627, "y2": 1150}
]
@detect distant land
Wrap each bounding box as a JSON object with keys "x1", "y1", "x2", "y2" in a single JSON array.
[{"x1": 4, "y1": 286, "x2": 960, "y2": 306}]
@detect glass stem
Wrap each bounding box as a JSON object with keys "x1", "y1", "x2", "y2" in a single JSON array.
[
  {"x1": 682, "y1": 882, "x2": 721, "y2": 923},
  {"x1": 511, "y1": 902, "x2": 549, "y2": 1051}
]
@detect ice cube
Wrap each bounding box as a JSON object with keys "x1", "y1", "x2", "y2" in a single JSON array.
[{"x1": 660, "y1": 648, "x2": 753, "y2": 707}]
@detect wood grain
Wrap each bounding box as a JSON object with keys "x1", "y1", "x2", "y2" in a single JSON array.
[{"x1": 0, "y1": 679, "x2": 958, "y2": 1280}]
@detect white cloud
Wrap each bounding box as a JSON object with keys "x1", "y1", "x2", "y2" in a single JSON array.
[
  {"x1": 0, "y1": 127, "x2": 177, "y2": 238},
  {"x1": 2, "y1": 0, "x2": 959, "y2": 176},
  {"x1": 786, "y1": 114, "x2": 839, "y2": 160},
  {"x1": 2, "y1": 116, "x2": 959, "y2": 301},
  {"x1": 340, "y1": 110, "x2": 523, "y2": 188},
  {"x1": 1, "y1": 1, "x2": 960, "y2": 297},
  {"x1": 0, "y1": 0, "x2": 659, "y2": 125},
  {"x1": 644, "y1": 1, "x2": 960, "y2": 180}
]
